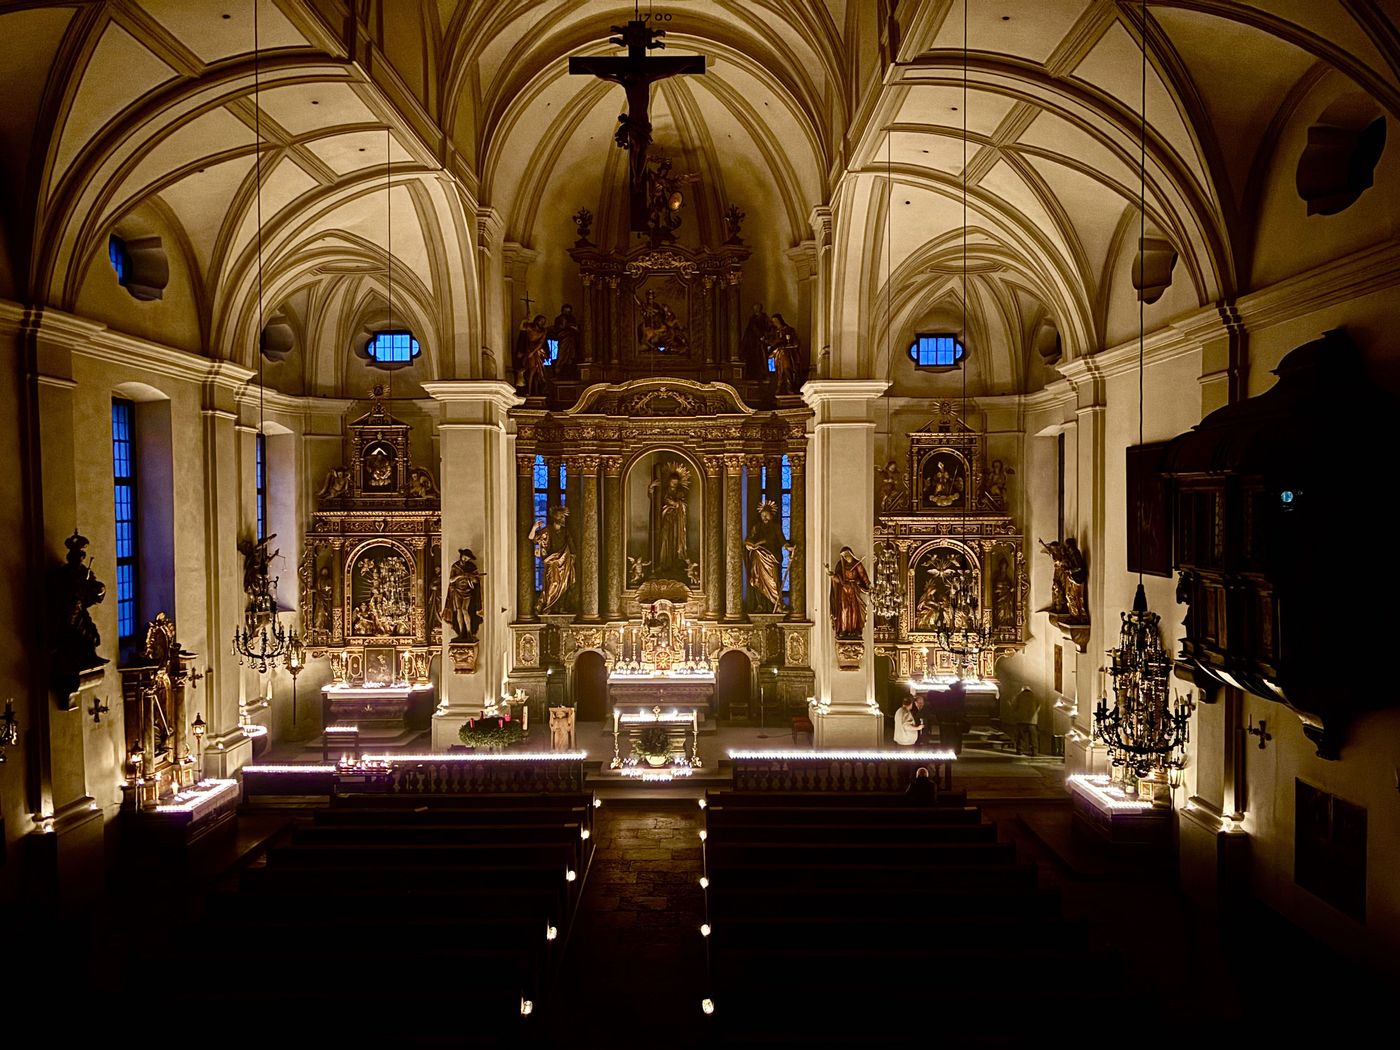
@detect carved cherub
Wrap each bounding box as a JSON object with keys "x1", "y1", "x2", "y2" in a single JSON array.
[{"x1": 318, "y1": 467, "x2": 351, "y2": 500}]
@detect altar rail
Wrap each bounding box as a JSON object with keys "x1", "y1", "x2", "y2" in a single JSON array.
[
  {"x1": 243, "y1": 753, "x2": 588, "y2": 800},
  {"x1": 726, "y1": 749, "x2": 955, "y2": 794}
]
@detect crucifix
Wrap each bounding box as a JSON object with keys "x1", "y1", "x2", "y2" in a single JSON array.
[
  {"x1": 569, "y1": 19, "x2": 705, "y2": 232},
  {"x1": 521, "y1": 289, "x2": 536, "y2": 317}
]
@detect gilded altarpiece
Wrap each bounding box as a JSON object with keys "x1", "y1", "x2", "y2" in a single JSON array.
[
  {"x1": 509, "y1": 378, "x2": 814, "y2": 721},
  {"x1": 875, "y1": 406, "x2": 1029, "y2": 681},
  {"x1": 301, "y1": 389, "x2": 441, "y2": 704}
]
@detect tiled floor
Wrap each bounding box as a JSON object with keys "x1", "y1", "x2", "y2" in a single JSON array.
[{"x1": 548, "y1": 801, "x2": 709, "y2": 1040}]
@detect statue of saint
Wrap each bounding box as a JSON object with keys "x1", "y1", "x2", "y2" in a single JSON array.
[
  {"x1": 312, "y1": 564, "x2": 333, "y2": 632},
  {"x1": 1061, "y1": 537, "x2": 1089, "y2": 622},
  {"x1": 742, "y1": 303, "x2": 770, "y2": 378},
  {"x1": 515, "y1": 315, "x2": 549, "y2": 396},
  {"x1": 1038, "y1": 538, "x2": 1072, "y2": 617},
  {"x1": 441, "y1": 547, "x2": 484, "y2": 642},
  {"x1": 993, "y1": 558, "x2": 1016, "y2": 629},
  {"x1": 238, "y1": 534, "x2": 278, "y2": 619},
  {"x1": 635, "y1": 289, "x2": 688, "y2": 354},
  {"x1": 923, "y1": 455, "x2": 964, "y2": 508},
  {"x1": 878, "y1": 459, "x2": 909, "y2": 512},
  {"x1": 547, "y1": 304, "x2": 580, "y2": 377},
  {"x1": 529, "y1": 506, "x2": 576, "y2": 613},
  {"x1": 744, "y1": 500, "x2": 794, "y2": 613},
  {"x1": 765, "y1": 313, "x2": 803, "y2": 394},
  {"x1": 827, "y1": 546, "x2": 871, "y2": 639},
  {"x1": 648, "y1": 463, "x2": 691, "y2": 578},
  {"x1": 983, "y1": 459, "x2": 1015, "y2": 510},
  {"x1": 54, "y1": 530, "x2": 107, "y2": 676},
  {"x1": 365, "y1": 446, "x2": 393, "y2": 488}
]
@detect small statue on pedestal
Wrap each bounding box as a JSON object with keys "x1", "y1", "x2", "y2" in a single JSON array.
[
  {"x1": 441, "y1": 548, "x2": 484, "y2": 643},
  {"x1": 764, "y1": 314, "x2": 803, "y2": 394},
  {"x1": 827, "y1": 546, "x2": 871, "y2": 640},
  {"x1": 52, "y1": 530, "x2": 108, "y2": 699}
]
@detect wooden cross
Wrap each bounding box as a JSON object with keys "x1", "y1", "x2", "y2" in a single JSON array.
[
  {"x1": 1246, "y1": 717, "x2": 1272, "y2": 750},
  {"x1": 521, "y1": 289, "x2": 536, "y2": 316},
  {"x1": 88, "y1": 696, "x2": 110, "y2": 724},
  {"x1": 569, "y1": 19, "x2": 705, "y2": 231}
]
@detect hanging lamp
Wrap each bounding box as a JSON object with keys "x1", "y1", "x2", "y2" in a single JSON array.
[
  {"x1": 935, "y1": 2, "x2": 985, "y2": 679},
  {"x1": 232, "y1": 0, "x2": 294, "y2": 673},
  {"x1": 1093, "y1": 0, "x2": 1189, "y2": 785}
]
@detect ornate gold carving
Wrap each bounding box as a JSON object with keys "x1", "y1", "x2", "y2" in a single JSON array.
[
  {"x1": 836, "y1": 641, "x2": 864, "y2": 670},
  {"x1": 449, "y1": 643, "x2": 479, "y2": 674},
  {"x1": 785, "y1": 631, "x2": 807, "y2": 666},
  {"x1": 517, "y1": 632, "x2": 539, "y2": 666}
]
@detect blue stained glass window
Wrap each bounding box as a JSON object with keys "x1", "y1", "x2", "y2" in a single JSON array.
[
  {"x1": 545, "y1": 338, "x2": 559, "y2": 366},
  {"x1": 367, "y1": 330, "x2": 420, "y2": 364},
  {"x1": 109, "y1": 234, "x2": 130, "y2": 285},
  {"x1": 908, "y1": 333, "x2": 965, "y2": 369},
  {"x1": 112, "y1": 398, "x2": 138, "y2": 643},
  {"x1": 767, "y1": 355, "x2": 776, "y2": 373},
  {"x1": 559, "y1": 461, "x2": 568, "y2": 503},
  {"x1": 780, "y1": 455, "x2": 792, "y2": 597},
  {"x1": 533, "y1": 455, "x2": 548, "y2": 591},
  {"x1": 255, "y1": 433, "x2": 267, "y2": 542}
]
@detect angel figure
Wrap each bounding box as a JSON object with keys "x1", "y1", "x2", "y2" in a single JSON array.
[
  {"x1": 627, "y1": 556, "x2": 651, "y2": 587},
  {"x1": 878, "y1": 459, "x2": 909, "y2": 512},
  {"x1": 983, "y1": 459, "x2": 1016, "y2": 510}
]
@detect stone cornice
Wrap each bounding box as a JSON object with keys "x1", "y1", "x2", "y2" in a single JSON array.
[{"x1": 1235, "y1": 238, "x2": 1400, "y2": 329}]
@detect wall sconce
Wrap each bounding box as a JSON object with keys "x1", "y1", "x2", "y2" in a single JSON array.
[
  {"x1": 0, "y1": 698, "x2": 18, "y2": 762},
  {"x1": 284, "y1": 630, "x2": 304, "y2": 726}
]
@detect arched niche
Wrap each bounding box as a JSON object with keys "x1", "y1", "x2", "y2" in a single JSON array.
[
  {"x1": 343, "y1": 537, "x2": 420, "y2": 642},
  {"x1": 571, "y1": 649, "x2": 609, "y2": 722},
  {"x1": 907, "y1": 539, "x2": 982, "y2": 640}
]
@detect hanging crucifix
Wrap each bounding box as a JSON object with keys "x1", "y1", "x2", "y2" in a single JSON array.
[{"x1": 569, "y1": 19, "x2": 705, "y2": 232}]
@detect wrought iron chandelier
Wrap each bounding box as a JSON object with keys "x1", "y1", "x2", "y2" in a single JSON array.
[
  {"x1": 934, "y1": 5, "x2": 985, "y2": 679},
  {"x1": 1094, "y1": 584, "x2": 1189, "y2": 777},
  {"x1": 231, "y1": 0, "x2": 293, "y2": 673},
  {"x1": 1092, "y1": 0, "x2": 1187, "y2": 780}
]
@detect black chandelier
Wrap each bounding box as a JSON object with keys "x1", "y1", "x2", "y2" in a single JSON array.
[
  {"x1": 1092, "y1": 1, "x2": 1188, "y2": 780},
  {"x1": 1093, "y1": 584, "x2": 1189, "y2": 777},
  {"x1": 231, "y1": 0, "x2": 293, "y2": 674},
  {"x1": 934, "y1": 4, "x2": 985, "y2": 680}
]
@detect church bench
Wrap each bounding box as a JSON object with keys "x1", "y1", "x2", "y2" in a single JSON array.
[
  {"x1": 264, "y1": 840, "x2": 580, "y2": 869},
  {"x1": 703, "y1": 804, "x2": 985, "y2": 827},
  {"x1": 208, "y1": 887, "x2": 565, "y2": 925},
  {"x1": 289, "y1": 822, "x2": 590, "y2": 865},
  {"x1": 704, "y1": 821, "x2": 999, "y2": 844},
  {"x1": 706, "y1": 791, "x2": 975, "y2": 810},
  {"x1": 240, "y1": 863, "x2": 578, "y2": 914},
  {"x1": 705, "y1": 883, "x2": 1060, "y2": 918},
  {"x1": 313, "y1": 804, "x2": 592, "y2": 829},
  {"x1": 702, "y1": 861, "x2": 1039, "y2": 892},
  {"x1": 704, "y1": 908, "x2": 1085, "y2": 941},
  {"x1": 331, "y1": 790, "x2": 595, "y2": 810},
  {"x1": 705, "y1": 840, "x2": 1016, "y2": 867}
]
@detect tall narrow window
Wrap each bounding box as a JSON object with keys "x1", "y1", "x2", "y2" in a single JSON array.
[
  {"x1": 780, "y1": 454, "x2": 793, "y2": 601},
  {"x1": 255, "y1": 432, "x2": 267, "y2": 542},
  {"x1": 533, "y1": 454, "x2": 548, "y2": 591},
  {"x1": 112, "y1": 398, "x2": 139, "y2": 645}
]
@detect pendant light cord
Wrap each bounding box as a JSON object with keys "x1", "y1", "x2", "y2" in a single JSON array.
[
  {"x1": 961, "y1": 0, "x2": 969, "y2": 568},
  {"x1": 253, "y1": 0, "x2": 264, "y2": 436},
  {"x1": 1137, "y1": 0, "x2": 1147, "y2": 589}
]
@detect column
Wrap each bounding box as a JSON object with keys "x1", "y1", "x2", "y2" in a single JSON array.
[
  {"x1": 603, "y1": 456, "x2": 623, "y2": 619},
  {"x1": 578, "y1": 456, "x2": 601, "y2": 622},
  {"x1": 515, "y1": 454, "x2": 535, "y2": 621},
  {"x1": 423, "y1": 381, "x2": 523, "y2": 749},
  {"x1": 808, "y1": 206, "x2": 832, "y2": 378},
  {"x1": 476, "y1": 209, "x2": 506, "y2": 379},
  {"x1": 724, "y1": 454, "x2": 745, "y2": 621},
  {"x1": 802, "y1": 380, "x2": 887, "y2": 748},
  {"x1": 703, "y1": 457, "x2": 723, "y2": 620},
  {"x1": 789, "y1": 452, "x2": 807, "y2": 620}
]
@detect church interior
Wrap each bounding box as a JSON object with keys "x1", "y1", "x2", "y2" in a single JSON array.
[{"x1": 3, "y1": 0, "x2": 1398, "y2": 1043}]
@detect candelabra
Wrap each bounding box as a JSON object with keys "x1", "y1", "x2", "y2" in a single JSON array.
[
  {"x1": 1093, "y1": 583, "x2": 1190, "y2": 778},
  {"x1": 0, "y1": 698, "x2": 17, "y2": 763}
]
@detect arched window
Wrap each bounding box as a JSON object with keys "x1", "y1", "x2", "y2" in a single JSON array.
[
  {"x1": 531, "y1": 455, "x2": 568, "y2": 591},
  {"x1": 111, "y1": 398, "x2": 139, "y2": 645},
  {"x1": 908, "y1": 333, "x2": 965, "y2": 370},
  {"x1": 109, "y1": 234, "x2": 130, "y2": 285},
  {"x1": 367, "y1": 330, "x2": 421, "y2": 365}
]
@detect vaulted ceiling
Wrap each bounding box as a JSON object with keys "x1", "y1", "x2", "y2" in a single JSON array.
[{"x1": 0, "y1": 1, "x2": 1395, "y2": 397}]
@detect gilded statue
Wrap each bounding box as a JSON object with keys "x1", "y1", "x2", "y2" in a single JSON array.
[
  {"x1": 993, "y1": 558, "x2": 1017, "y2": 629},
  {"x1": 407, "y1": 466, "x2": 438, "y2": 499},
  {"x1": 764, "y1": 313, "x2": 803, "y2": 394},
  {"x1": 923, "y1": 455, "x2": 965, "y2": 508},
  {"x1": 827, "y1": 546, "x2": 871, "y2": 639},
  {"x1": 1039, "y1": 537, "x2": 1089, "y2": 623},
  {"x1": 648, "y1": 462, "x2": 691, "y2": 578},
  {"x1": 530, "y1": 506, "x2": 576, "y2": 613},
  {"x1": 365, "y1": 445, "x2": 393, "y2": 488},
  {"x1": 744, "y1": 500, "x2": 794, "y2": 613},
  {"x1": 878, "y1": 459, "x2": 909, "y2": 512},
  {"x1": 441, "y1": 547, "x2": 484, "y2": 643},
  {"x1": 515, "y1": 315, "x2": 550, "y2": 396},
  {"x1": 318, "y1": 467, "x2": 351, "y2": 500}
]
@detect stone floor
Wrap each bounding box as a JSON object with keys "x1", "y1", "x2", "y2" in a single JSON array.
[{"x1": 547, "y1": 800, "x2": 708, "y2": 1041}]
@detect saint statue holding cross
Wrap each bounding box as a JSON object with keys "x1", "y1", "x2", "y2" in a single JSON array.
[{"x1": 569, "y1": 19, "x2": 705, "y2": 232}]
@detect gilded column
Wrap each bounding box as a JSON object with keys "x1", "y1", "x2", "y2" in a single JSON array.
[
  {"x1": 724, "y1": 454, "x2": 745, "y2": 621},
  {"x1": 789, "y1": 452, "x2": 806, "y2": 620},
  {"x1": 704, "y1": 456, "x2": 723, "y2": 620},
  {"x1": 604, "y1": 456, "x2": 624, "y2": 620},
  {"x1": 516, "y1": 454, "x2": 536, "y2": 621},
  {"x1": 578, "y1": 456, "x2": 601, "y2": 622}
]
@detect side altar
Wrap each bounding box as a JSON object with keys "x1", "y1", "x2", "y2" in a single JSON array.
[{"x1": 301, "y1": 387, "x2": 442, "y2": 733}]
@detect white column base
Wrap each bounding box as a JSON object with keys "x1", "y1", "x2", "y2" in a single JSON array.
[{"x1": 811, "y1": 704, "x2": 885, "y2": 749}]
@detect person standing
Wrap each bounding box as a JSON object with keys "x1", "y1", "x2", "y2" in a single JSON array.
[
  {"x1": 893, "y1": 696, "x2": 919, "y2": 746},
  {"x1": 912, "y1": 694, "x2": 930, "y2": 745}
]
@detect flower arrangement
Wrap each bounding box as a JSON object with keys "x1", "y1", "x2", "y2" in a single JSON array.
[
  {"x1": 458, "y1": 714, "x2": 525, "y2": 751},
  {"x1": 632, "y1": 725, "x2": 671, "y2": 760}
]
